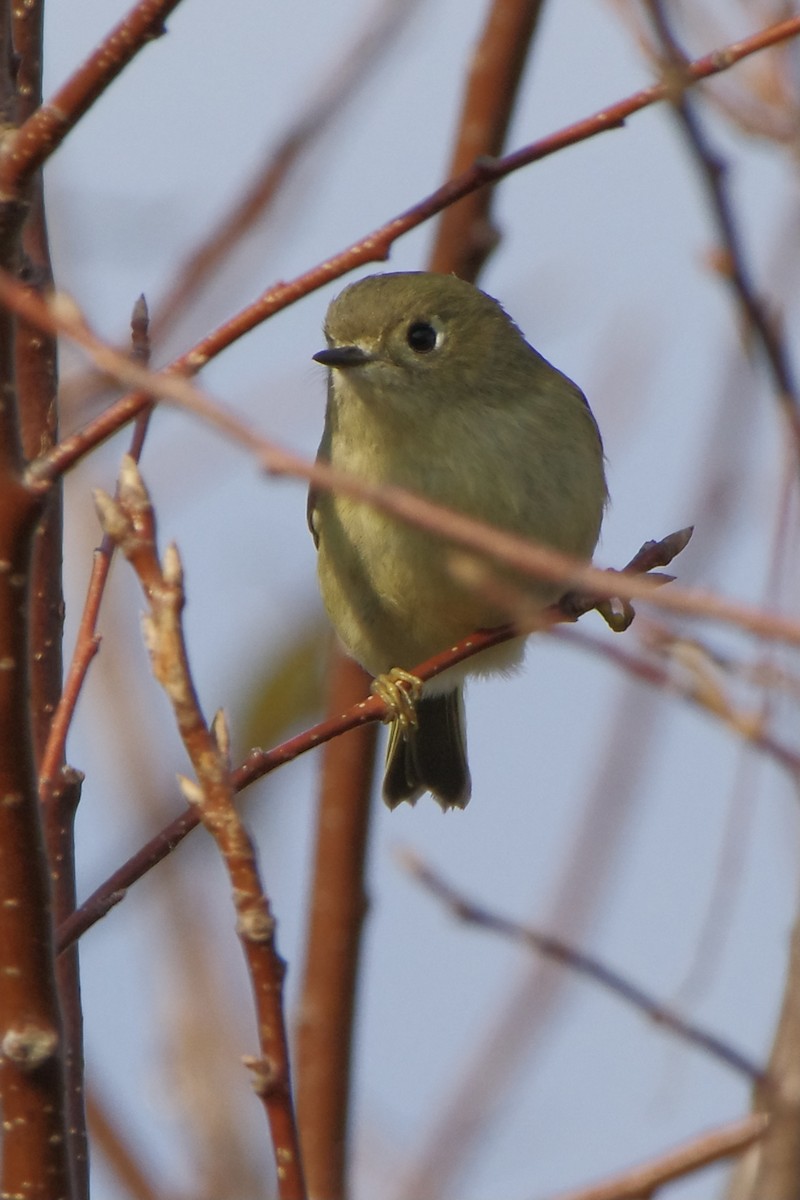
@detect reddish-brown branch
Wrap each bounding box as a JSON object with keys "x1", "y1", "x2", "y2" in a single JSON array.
[
  {"x1": 56, "y1": 530, "x2": 688, "y2": 955},
  {"x1": 14, "y1": 2, "x2": 62, "y2": 766},
  {"x1": 0, "y1": 276, "x2": 789, "y2": 648},
  {"x1": 0, "y1": 0, "x2": 183, "y2": 196},
  {"x1": 38, "y1": 767, "x2": 84, "y2": 1198},
  {"x1": 59, "y1": 528, "x2": 800, "y2": 974},
  {"x1": 12, "y1": 5, "x2": 88, "y2": 1188},
  {"x1": 23, "y1": 12, "x2": 800, "y2": 487},
  {"x1": 295, "y1": 8, "x2": 549, "y2": 1192},
  {"x1": 0, "y1": 474, "x2": 72, "y2": 1199},
  {"x1": 0, "y1": 184, "x2": 71, "y2": 1200},
  {"x1": 294, "y1": 655, "x2": 378, "y2": 1199},
  {"x1": 545, "y1": 1114, "x2": 767, "y2": 1200},
  {"x1": 39, "y1": 301, "x2": 153, "y2": 789},
  {"x1": 55, "y1": 631, "x2": 527, "y2": 954},
  {"x1": 96, "y1": 458, "x2": 306, "y2": 1200}
]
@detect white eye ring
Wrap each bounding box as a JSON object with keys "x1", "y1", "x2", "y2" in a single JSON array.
[{"x1": 406, "y1": 321, "x2": 440, "y2": 353}]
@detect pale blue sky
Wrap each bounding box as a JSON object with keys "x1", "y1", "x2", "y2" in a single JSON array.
[{"x1": 43, "y1": 3, "x2": 800, "y2": 1197}]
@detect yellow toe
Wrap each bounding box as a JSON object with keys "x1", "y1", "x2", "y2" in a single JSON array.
[{"x1": 371, "y1": 668, "x2": 423, "y2": 731}]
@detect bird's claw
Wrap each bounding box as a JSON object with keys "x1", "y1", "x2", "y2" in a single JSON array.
[{"x1": 371, "y1": 668, "x2": 423, "y2": 732}]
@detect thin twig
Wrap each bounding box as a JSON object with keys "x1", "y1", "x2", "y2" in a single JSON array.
[
  {"x1": 0, "y1": 277, "x2": 792, "y2": 647},
  {"x1": 0, "y1": 0, "x2": 183, "y2": 195},
  {"x1": 95, "y1": 458, "x2": 306, "y2": 1200},
  {"x1": 39, "y1": 298, "x2": 154, "y2": 789},
  {"x1": 55, "y1": 529, "x2": 691, "y2": 954},
  {"x1": 21, "y1": 12, "x2": 800, "y2": 487}
]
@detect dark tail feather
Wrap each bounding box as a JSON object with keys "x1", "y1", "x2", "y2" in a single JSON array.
[{"x1": 382, "y1": 690, "x2": 471, "y2": 811}]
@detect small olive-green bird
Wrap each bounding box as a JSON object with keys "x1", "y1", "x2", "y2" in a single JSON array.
[{"x1": 309, "y1": 272, "x2": 606, "y2": 811}]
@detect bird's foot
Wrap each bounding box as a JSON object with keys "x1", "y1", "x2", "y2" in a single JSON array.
[{"x1": 371, "y1": 668, "x2": 423, "y2": 732}]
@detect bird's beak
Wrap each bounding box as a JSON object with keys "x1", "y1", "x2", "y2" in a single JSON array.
[{"x1": 313, "y1": 345, "x2": 373, "y2": 368}]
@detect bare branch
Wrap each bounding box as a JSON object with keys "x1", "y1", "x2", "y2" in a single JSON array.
[
  {"x1": 57, "y1": 529, "x2": 692, "y2": 954},
  {"x1": 0, "y1": 278, "x2": 785, "y2": 647},
  {"x1": 97, "y1": 457, "x2": 306, "y2": 1200},
  {"x1": 21, "y1": 12, "x2": 800, "y2": 485},
  {"x1": 0, "y1": 0, "x2": 183, "y2": 196},
  {"x1": 429, "y1": 0, "x2": 547, "y2": 279},
  {"x1": 38, "y1": 298, "x2": 153, "y2": 790},
  {"x1": 725, "y1": 911, "x2": 800, "y2": 1200},
  {"x1": 0, "y1": 33, "x2": 72, "y2": 1193},
  {"x1": 294, "y1": 657, "x2": 378, "y2": 1199}
]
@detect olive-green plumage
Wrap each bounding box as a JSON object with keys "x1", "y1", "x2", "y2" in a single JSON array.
[{"x1": 309, "y1": 272, "x2": 606, "y2": 810}]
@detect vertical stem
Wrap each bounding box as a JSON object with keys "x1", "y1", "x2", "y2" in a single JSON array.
[
  {"x1": 0, "y1": 6, "x2": 73, "y2": 1195},
  {"x1": 296, "y1": 4, "x2": 548, "y2": 1195},
  {"x1": 295, "y1": 654, "x2": 378, "y2": 1199},
  {"x1": 725, "y1": 910, "x2": 800, "y2": 1200},
  {"x1": 40, "y1": 772, "x2": 85, "y2": 1197},
  {"x1": 0, "y1": 244, "x2": 73, "y2": 1200},
  {"x1": 429, "y1": 0, "x2": 547, "y2": 280},
  {"x1": 11, "y1": 2, "x2": 86, "y2": 1194},
  {"x1": 14, "y1": 0, "x2": 62, "y2": 766}
]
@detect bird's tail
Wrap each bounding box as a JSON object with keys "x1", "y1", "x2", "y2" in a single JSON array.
[{"x1": 382, "y1": 689, "x2": 471, "y2": 811}]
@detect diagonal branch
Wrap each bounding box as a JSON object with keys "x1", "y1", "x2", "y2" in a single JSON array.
[
  {"x1": 0, "y1": 0, "x2": 183, "y2": 196},
  {"x1": 0, "y1": 277, "x2": 794, "y2": 649},
  {"x1": 0, "y1": 275, "x2": 794, "y2": 645},
  {"x1": 21, "y1": 12, "x2": 800, "y2": 487},
  {"x1": 56, "y1": 529, "x2": 691, "y2": 955}
]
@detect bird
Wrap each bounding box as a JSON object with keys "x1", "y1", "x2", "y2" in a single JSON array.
[{"x1": 309, "y1": 271, "x2": 607, "y2": 810}]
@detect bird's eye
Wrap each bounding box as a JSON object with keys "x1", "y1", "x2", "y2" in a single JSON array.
[{"x1": 406, "y1": 321, "x2": 439, "y2": 354}]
